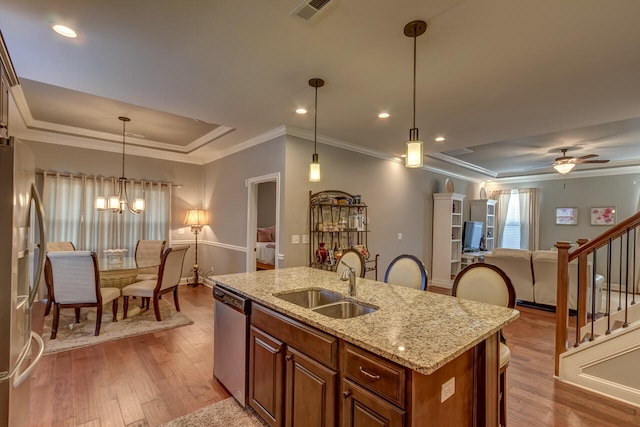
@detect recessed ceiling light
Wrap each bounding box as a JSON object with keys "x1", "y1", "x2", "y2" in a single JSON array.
[
  {"x1": 52, "y1": 24, "x2": 78, "y2": 38},
  {"x1": 435, "y1": 136, "x2": 445, "y2": 142},
  {"x1": 296, "y1": 108, "x2": 307, "y2": 114},
  {"x1": 378, "y1": 112, "x2": 390, "y2": 119}
]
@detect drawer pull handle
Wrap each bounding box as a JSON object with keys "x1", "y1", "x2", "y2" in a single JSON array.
[
  {"x1": 343, "y1": 390, "x2": 352, "y2": 398},
  {"x1": 359, "y1": 366, "x2": 381, "y2": 380}
]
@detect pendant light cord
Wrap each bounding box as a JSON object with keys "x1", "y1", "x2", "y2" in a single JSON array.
[
  {"x1": 314, "y1": 82, "x2": 318, "y2": 154},
  {"x1": 412, "y1": 31, "x2": 417, "y2": 131}
]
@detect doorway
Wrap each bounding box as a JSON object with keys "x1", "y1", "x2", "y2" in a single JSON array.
[{"x1": 246, "y1": 173, "x2": 280, "y2": 272}]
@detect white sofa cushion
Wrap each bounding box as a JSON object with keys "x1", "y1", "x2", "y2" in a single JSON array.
[
  {"x1": 484, "y1": 248, "x2": 534, "y2": 303},
  {"x1": 532, "y1": 250, "x2": 603, "y2": 313}
]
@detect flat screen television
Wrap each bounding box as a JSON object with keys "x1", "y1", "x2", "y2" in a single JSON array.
[{"x1": 462, "y1": 221, "x2": 484, "y2": 252}]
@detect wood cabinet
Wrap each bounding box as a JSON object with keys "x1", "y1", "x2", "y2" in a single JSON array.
[
  {"x1": 470, "y1": 199, "x2": 497, "y2": 252},
  {"x1": 432, "y1": 193, "x2": 465, "y2": 287},
  {"x1": 309, "y1": 190, "x2": 378, "y2": 279},
  {"x1": 250, "y1": 304, "x2": 338, "y2": 427},
  {"x1": 249, "y1": 325, "x2": 285, "y2": 426},
  {"x1": 341, "y1": 379, "x2": 405, "y2": 427},
  {"x1": 0, "y1": 56, "x2": 9, "y2": 137}
]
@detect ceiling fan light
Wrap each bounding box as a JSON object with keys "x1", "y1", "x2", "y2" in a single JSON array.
[{"x1": 554, "y1": 163, "x2": 575, "y2": 174}]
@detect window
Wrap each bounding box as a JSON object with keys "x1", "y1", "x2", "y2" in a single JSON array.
[
  {"x1": 42, "y1": 173, "x2": 171, "y2": 255},
  {"x1": 501, "y1": 189, "x2": 521, "y2": 249}
]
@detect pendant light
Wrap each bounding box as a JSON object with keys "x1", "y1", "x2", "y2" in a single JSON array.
[
  {"x1": 96, "y1": 116, "x2": 145, "y2": 214},
  {"x1": 308, "y1": 78, "x2": 324, "y2": 182},
  {"x1": 404, "y1": 20, "x2": 427, "y2": 168}
]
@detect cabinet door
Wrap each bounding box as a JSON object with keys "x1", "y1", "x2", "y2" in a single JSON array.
[
  {"x1": 341, "y1": 379, "x2": 405, "y2": 427},
  {"x1": 285, "y1": 347, "x2": 337, "y2": 427},
  {"x1": 250, "y1": 326, "x2": 285, "y2": 427}
]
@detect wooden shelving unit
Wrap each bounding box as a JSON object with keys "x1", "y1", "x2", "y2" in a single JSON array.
[
  {"x1": 432, "y1": 192, "x2": 465, "y2": 288},
  {"x1": 309, "y1": 190, "x2": 378, "y2": 279},
  {"x1": 470, "y1": 199, "x2": 497, "y2": 252}
]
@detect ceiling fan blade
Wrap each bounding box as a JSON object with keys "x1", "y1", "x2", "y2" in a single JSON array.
[
  {"x1": 576, "y1": 153, "x2": 599, "y2": 161},
  {"x1": 581, "y1": 159, "x2": 610, "y2": 164}
]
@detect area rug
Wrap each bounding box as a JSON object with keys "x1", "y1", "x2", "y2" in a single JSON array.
[
  {"x1": 42, "y1": 299, "x2": 193, "y2": 354},
  {"x1": 160, "y1": 397, "x2": 267, "y2": 427}
]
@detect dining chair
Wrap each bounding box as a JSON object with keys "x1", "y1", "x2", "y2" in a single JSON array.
[
  {"x1": 384, "y1": 254, "x2": 428, "y2": 290},
  {"x1": 46, "y1": 251, "x2": 120, "y2": 339},
  {"x1": 336, "y1": 248, "x2": 366, "y2": 278},
  {"x1": 134, "y1": 239, "x2": 166, "y2": 282},
  {"x1": 452, "y1": 263, "x2": 516, "y2": 427},
  {"x1": 43, "y1": 241, "x2": 76, "y2": 316},
  {"x1": 122, "y1": 245, "x2": 189, "y2": 321}
]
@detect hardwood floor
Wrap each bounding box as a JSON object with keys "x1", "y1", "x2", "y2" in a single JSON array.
[{"x1": 29, "y1": 285, "x2": 640, "y2": 426}]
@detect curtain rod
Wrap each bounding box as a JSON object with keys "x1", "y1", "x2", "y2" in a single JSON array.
[{"x1": 37, "y1": 170, "x2": 181, "y2": 187}]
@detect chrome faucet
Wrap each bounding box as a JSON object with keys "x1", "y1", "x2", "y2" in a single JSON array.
[{"x1": 340, "y1": 261, "x2": 357, "y2": 297}]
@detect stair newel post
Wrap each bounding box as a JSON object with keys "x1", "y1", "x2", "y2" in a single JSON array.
[{"x1": 554, "y1": 241, "x2": 572, "y2": 377}]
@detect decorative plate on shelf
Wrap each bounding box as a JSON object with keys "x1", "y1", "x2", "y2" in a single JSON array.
[
  {"x1": 480, "y1": 187, "x2": 487, "y2": 200},
  {"x1": 444, "y1": 178, "x2": 455, "y2": 193}
]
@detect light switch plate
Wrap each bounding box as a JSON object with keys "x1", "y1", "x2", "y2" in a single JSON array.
[
  {"x1": 292, "y1": 234, "x2": 300, "y2": 244},
  {"x1": 178, "y1": 228, "x2": 184, "y2": 235},
  {"x1": 302, "y1": 234, "x2": 309, "y2": 244}
]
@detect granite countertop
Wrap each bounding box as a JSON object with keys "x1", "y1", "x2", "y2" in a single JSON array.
[{"x1": 212, "y1": 266, "x2": 519, "y2": 375}]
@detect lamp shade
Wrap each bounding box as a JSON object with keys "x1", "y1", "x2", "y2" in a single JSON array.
[
  {"x1": 406, "y1": 140, "x2": 424, "y2": 168},
  {"x1": 553, "y1": 163, "x2": 575, "y2": 175},
  {"x1": 309, "y1": 154, "x2": 321, "y2": 182},
  {"x1": 184, "y1": 209, "x2": 207, "y2": 226}
]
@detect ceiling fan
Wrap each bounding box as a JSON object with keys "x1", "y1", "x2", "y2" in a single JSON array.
[{"x1": 553, "y1": 148, "x2": 610, "y2": 174}]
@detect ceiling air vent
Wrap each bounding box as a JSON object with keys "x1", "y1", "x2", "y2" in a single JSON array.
[{"x1": 289, "y1": 0, "x2": 333, "y2": 21}]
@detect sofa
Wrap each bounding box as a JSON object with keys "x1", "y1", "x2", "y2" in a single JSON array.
[{"x1": 483, "y1": 248, "x2": 604, "y2": 313}]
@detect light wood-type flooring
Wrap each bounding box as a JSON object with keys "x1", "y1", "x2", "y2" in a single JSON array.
[{"x1": 29, "y1": 284, "x2": 640, "y2": 426}]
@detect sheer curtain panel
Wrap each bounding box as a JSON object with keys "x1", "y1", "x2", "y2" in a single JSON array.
[{"x1": 43, "y1": 172, "x2": 171, "y2": 257}]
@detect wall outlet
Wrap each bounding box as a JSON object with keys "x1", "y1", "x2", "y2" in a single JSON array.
[
  {"x1": 291, "y1": 234, "x2": 300, "y2": 244},
  {"x1": 397, "y1": 232, "x2": 403, "y2": 240},
  {"x1": 302, "y1": 234, "x2": 309, "y2": 244},
  {"x1": 441, "y1": 377, "x2": 455, "y2": 403}
]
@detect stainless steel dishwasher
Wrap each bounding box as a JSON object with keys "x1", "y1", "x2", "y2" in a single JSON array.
[{"x1": 213, "y1": 285, "x2": 251, "y2": 407}]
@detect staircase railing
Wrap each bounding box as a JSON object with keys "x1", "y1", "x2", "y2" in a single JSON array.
[{"x1": 555, "y1": 210, "x2": 640, "y2": 376}]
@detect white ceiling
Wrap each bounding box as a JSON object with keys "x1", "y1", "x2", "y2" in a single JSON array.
[{"x1": 2, "y1": 0, "x2": 640, "y2": 179}]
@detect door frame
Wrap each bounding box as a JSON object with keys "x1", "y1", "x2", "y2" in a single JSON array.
[{"x1": 246, "y1": 172, "x2": 281, "y2": 272}]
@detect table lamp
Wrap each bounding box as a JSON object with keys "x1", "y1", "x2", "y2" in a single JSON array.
[{"x1": 184, "y1": 209, "x2": 207, "y2": 286}]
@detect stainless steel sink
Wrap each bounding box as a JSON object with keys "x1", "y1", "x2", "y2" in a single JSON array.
[
  {"x1": 275, "y1": 288, "x2": 344, "y2": 308},
  {"x1": 312, "y1": 301, "x2": 377, "y2": 319},
  {"x1": 274, "y1": 288, "x2": 377, "y2": 319}
]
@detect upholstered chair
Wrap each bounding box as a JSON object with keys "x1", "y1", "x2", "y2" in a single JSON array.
[
  {"x1": 46, "y1": 251, "x2": 120, "y2": 339},
  {"x1": 134, "y1": 240, "x2": 166, "y2": 281},
  {"x1": 43, "y1": 241, "x2": 76, "y2": 316},
  {"x1": 384, "y1": 254, "x2": 428, "y2": 290},
  {"x1": 122, "y1": 245, "x2": 188, "y2": 321},
  {"x1": 336, "y1": 248, "x2": 366, "y2": 278},
  {"x1": 452, "y1": 263, "x2": 516, "y2": 427}
]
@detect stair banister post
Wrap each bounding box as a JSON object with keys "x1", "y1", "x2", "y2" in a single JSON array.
[
  {"x1": 555, "y1": 241, "x2": 572, "y2": 377},
  {"x1": 576, "y1": 238, "x2": 589, "y2": 332}
]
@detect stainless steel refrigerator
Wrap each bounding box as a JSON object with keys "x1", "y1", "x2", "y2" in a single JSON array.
[{"x1": 0, "y1": 136, "x2": 46, "y2": 427}]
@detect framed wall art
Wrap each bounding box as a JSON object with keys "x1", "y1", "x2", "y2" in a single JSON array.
[
  {"x1": 556, "y1": 207, "x2": 578, "y2": 225},
  {"x1": 590, "y1": 207, "x2": 616, "y2": 225}
]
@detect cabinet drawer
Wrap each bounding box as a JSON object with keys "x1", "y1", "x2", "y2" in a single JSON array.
[
  {"x1": 252, "y1": 304, "x2": 338, "y2": 369},
  {"x1": 341, "y1": 342, "x2": 406, "y2": 407}
]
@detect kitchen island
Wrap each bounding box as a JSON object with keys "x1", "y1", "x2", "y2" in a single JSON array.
[{"x1": 212, "y1": 266, "x2": 519, "y2": 427}]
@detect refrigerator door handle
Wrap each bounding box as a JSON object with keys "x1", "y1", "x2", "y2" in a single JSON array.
[
  {"x1": 12, "y1": 332, "x2": 44, "y2": 388},
  {"x1": 28, "y1": 183, "x2": 47, "y2": 306}
]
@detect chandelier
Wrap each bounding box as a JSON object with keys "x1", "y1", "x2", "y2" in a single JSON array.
[{"x1": 96, "y1": 116, "x2": 145, "y2": 214}]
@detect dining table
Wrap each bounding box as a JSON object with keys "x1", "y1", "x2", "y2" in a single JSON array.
[{"x1": 98, "y1": 257, "x2": 140, "y2": 289}]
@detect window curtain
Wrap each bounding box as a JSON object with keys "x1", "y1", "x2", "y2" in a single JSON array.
[
  {"x1": 42, "y1": 172, "x2": 171, "y2": 257},
  {"x1": 490, "y1": 188, "x2": 540, "y2": 251},
  {"x1": 492, "y1": 189, "x2": 512, "y2": 249}
]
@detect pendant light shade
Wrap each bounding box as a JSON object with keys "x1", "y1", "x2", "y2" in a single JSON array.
[
  {"x1": 308, "y1": 78, "x2": 324, "y2": 182},
  {"x1": 404, "y1": 20, "x2": 427, "y2": 169}
]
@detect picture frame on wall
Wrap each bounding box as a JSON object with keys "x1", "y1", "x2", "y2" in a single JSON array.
[
  {"x1": 590, "y1": 207, "x2": 616, "y2": 225},
  {"x1": 556, "y1": 207, "x2": 578, "y2": 225}
]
